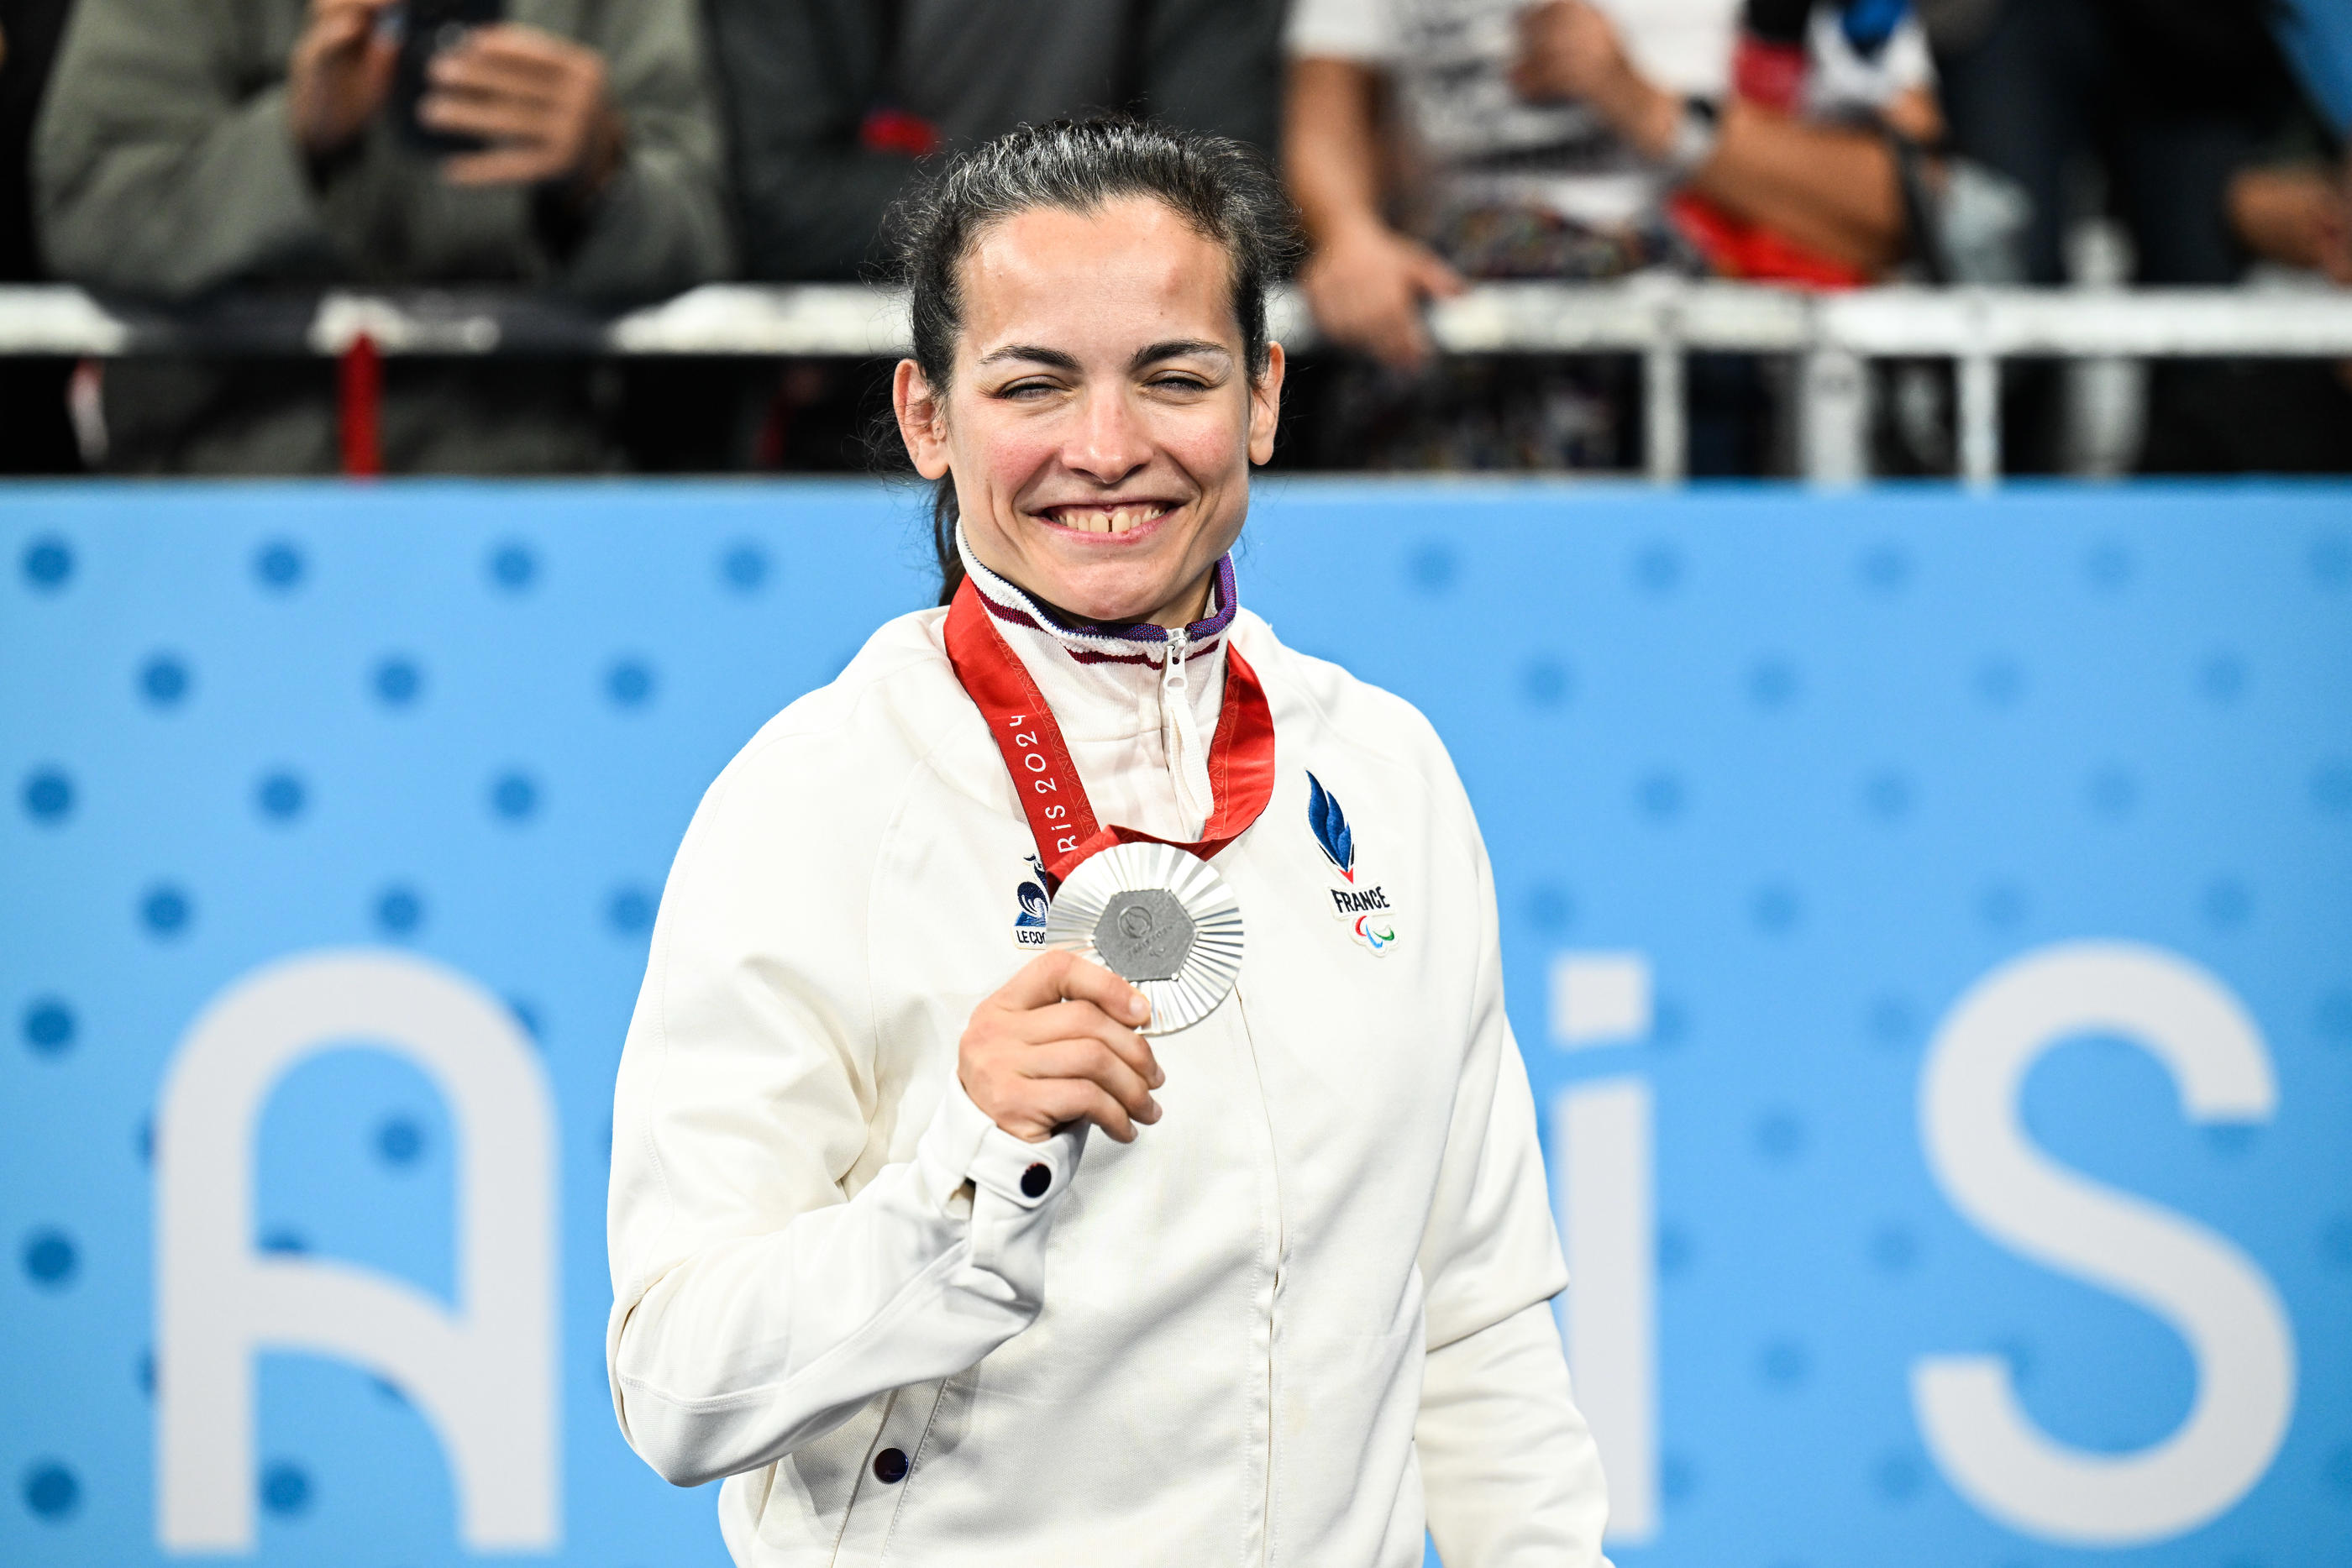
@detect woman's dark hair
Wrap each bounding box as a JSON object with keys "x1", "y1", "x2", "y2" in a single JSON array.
[{"x1": 884, "y1": 117, "x2": 1299, "y2": 605}]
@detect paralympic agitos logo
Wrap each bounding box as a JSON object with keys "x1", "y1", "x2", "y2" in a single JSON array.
[{"x1": 1308, "y1": 772, "x2": 1399, "y2": 952}]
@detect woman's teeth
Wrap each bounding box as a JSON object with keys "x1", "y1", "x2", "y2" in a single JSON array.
[{"x1": 1048, "y1": 505, "x2": 1169, "y2": 534}]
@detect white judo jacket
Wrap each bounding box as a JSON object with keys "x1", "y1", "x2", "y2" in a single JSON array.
[{"x1": 606, "y1": 542, "x2": 1609, "y2": 1567}]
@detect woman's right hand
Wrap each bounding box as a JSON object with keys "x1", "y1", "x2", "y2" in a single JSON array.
[{"x1": 960, "y1": 951, "x2": 1165, "y2": 1143}]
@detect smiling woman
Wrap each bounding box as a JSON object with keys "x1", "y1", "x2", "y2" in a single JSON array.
[
  {"x1": 606, "y1": 119, "x2": 1609, "y2": 1568},
  {"x1": 888, "y1": 118, "x2": 1294, "y2": 622}
]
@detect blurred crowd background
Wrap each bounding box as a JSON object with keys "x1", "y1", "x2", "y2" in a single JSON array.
[{"x1": 0, "y1": 0, "x2": 2344, "y2": 480}]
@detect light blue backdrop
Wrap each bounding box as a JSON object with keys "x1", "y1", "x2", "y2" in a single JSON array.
[{"x1": 3, "y1": 480, "x2": 2348, "y2": 1568}]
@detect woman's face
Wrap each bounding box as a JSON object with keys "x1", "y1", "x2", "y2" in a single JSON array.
[{"x1": 895, "y1": 197, "x2": 1284, "y2": 627}]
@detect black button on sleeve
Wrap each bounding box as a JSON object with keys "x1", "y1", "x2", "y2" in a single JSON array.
[
  {"x1": 1021, "y1": 1162, "x2": 1051, "y2": 1198},
  {"x1": 873, "y1": 1447, "x2": 909, "y2": 1484}
]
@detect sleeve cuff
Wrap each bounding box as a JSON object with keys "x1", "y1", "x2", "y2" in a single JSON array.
[{"x1": 914, "y1": 1074, "x2": 1088, "y2": 1214}]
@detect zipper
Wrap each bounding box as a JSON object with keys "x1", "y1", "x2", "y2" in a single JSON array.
[
  {"x1": 1161, "y1": 625, "x2": 1191, "y2": 709},
  {"x1": 1158, "y1": 626, "x2": 1212, "y2": 834}
]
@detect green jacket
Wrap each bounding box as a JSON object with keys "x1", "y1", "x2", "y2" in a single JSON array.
[
  {"x1": 33, "y1": 0, "x2": 734, "y2": 471},
  {"x1": 37, "y1": 0, "x2": 732, "y2": 302}
]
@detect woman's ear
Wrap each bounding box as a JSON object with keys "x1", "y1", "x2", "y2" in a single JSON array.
[
  {"x1": 894, "y1": 359, "x2": 953, "y2": 480},
  {"x1": 1247, "y1": 342, "x2": 1287, "y2": 467}
]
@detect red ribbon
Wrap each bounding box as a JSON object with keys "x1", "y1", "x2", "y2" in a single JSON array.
[{"x1": 943, "y1": 577, "x2": 1276, "y2": 890}]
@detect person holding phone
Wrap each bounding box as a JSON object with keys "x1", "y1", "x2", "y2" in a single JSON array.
[
  {"x1": 605, "y1": 118, "x2": 1608, "y2": 1566},
  {"x1": 34, "y1": 0, "x2": 730, "y2": 472}
]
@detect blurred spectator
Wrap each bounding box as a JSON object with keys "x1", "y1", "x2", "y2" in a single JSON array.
[
  {"x1": 34, "y1": 0, "x2": 731, "y2": 473},
  {"x1": 710, "y1": 0, "x2": 1284, "y2": 282},
  {"x1": 1927, "y1": 0, "x2": 2349, "y2": 472},
  {"x1": 1287, "y1": 0, "x2": 1941, "y2": 369},
  {"x1": 1284, "y1": 0, "x2": 1950, "y2": 471},
  {"x1": 0, "y1": 0, "x2": 79, "y2": 472}
]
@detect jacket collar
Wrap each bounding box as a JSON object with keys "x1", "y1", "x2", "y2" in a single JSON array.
[
  {"x1": 955, "y1": 529, "x2": 1236, "y2": 669},
  {"x1": 953, "y1": 527, "x2": 1232, "y2": 754}
]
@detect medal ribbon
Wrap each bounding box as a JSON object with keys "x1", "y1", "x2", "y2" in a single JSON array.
[{"x1": 943, "y1": 575, "x2": 1276, "y2": 890}]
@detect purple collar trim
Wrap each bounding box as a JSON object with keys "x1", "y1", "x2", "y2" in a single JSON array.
[
  {"x1": 958, "y1": 530, "x2": 1237, "y2": 658},
  {"x1": 1050, "y1": 554, "x2": 1236, "y2": 647}
]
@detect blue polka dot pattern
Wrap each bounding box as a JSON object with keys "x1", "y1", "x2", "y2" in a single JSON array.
[
  {"x1": 22, "y1": 1228, "x2": 77, "y2": 1287},
  {"x1": 1525, "y1": 884, "x2": 1573, "y2": 932},
  {"x1": 255, "y1": 770, "x2": 307, "y2": 823},
  {"x1": 2084, "y1": 538, "x2": 2133, "y2": 590},
  {"x1": 1520, "y1": 656, "x2": 1572, "y2": 709},
  {"x1": 1759, "y1": 1337, "x2": 1810, "y2": 1387},
  {"x1": 22, "y1": 767, "x2": 74, "y2": 824},
  {"x1": 20, "y1": 534, "x2": 73, "y2": 591},
  {"x1": 1407, "y1": 541, "x2": 1457, "y2": 595},
  {"x1": 252, "y1": 540, "x2": 305, "y2": 592},
  {"x1": 375, "y1": 1115, "x2": 425, "y2": 1167},
  {"x1": 2087, "y1": 764, "x2": 2138, "y2": 820},
  {"x1": 2318, "y1": 989, "x2": 2352, "y2": 1046},
  {"x1": 1657, "y1": 1222, "x2": 1693, "y2": 1277},
  {"x1": 2199, "y1": 652, "x2": 2248, "y2": 705},
  {"x1": 373, "y1": 884, "x2": 424, "y2": 937},
  {"x1": 1989, "y1": 1334, "x2": 2036, "y2": 1387},
  {"x1": 1754, "y1": 1109, "x2": 1806, "y2": 1162},
  {"x1": 139, "y1": 884, "x2": 192, "y2": 939},
  {"x1": 372, "y1": 655, "x2": 423, "y2": 707},
  {"x1": 606, "y1": 884, "x2": 655, "y2": 936},
  {"x1": 1636, "y1": 771, "x2": 1686, "y2": 822},
  {"x1": 606, "y1": 658, "x2": 656, "y2": 709},
  {"x1": 1977, "y1": 882, "x2": 2028, "y2": 930},
  {"x1": 2311, "y1": 535, "x2": 2351, "y2": 588},
  {"x1": 1858, "y1": 542, "x2": 1910, "y2": 592},
  {"x1": 21, "y1": 1460, "x2": 79, "y2": 1521},
  {"x1": 489, "y1": 541, "x2": 538, "y2": 592},
  {"x1": 1750, "y1": 882, "x2": 1802, "y2": 934},
  {"x1": 22, "y1": 998, "x2": 75, "y2": 1057},
  {"x1": 2202, "y1": 877, "x2": 2254, "y2": 930},
  {"x1": 1659, "y1": 1451, "x2": 1697, "y2": 1504},
  {"x1": 1862, "y1": 770, "x2": 1914, "y2": 821},
  {"x1": 1747, "y1": 656, "x2": 1798, "y2": 708},
  {"x1": 491, "y1": 772, "x2": 540, "y2": 821},
  {"x1": 1867, "y1": 1224, "x2": 1918, "y2": 1273},
  {"x1": 260, "y1": 1461, "x2": 312, "y2": 1517},
  {"x1": 1632, "y1": 541, "x2": 1683, "y2": 595},
  {"x1": 139, "y1": 653, "x2": 191, "y2": 707},
  {"x1": 1974, "y1": 655, "x2": 2024, "y2": 707},
  {"x1": 1872, "y1": 1450, "x2": 1924, "y2": 1502},
  {"x1": 2204, "y1": 1124, "x2": 2257, "y2": 1158},
  {"x1": 2313, "y1": 763, "x2": 2352, "y2": 816},
  {"x1": 3, "y1": 483, "x2": 2348, "y2": 1566},
  {"x1": 721, "y1": 541, "x2": 769, "y2": 592}
]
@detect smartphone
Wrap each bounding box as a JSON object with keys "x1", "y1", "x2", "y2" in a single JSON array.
[{"x1": 390, "y1": 0, "x2": 507, "y2": 155}]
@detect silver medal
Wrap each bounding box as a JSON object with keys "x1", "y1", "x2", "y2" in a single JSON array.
[{"x1": 1043, "y1": 841, "x2": 1244, "y2": 1036}]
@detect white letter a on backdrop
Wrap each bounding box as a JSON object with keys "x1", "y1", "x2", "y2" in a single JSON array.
[
  {"x1": 1912, "y1": 941, "x2": 2293, "y2": 1546},
  {"x1": 155, "y1": 950, "x2": 559, "y2": 1551}
]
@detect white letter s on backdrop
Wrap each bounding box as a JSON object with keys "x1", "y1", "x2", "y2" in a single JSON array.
[{"x1": 1913, "y1": 940, "x2": 2294, "y2": 1545}]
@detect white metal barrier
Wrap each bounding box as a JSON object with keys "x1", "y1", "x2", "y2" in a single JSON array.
[{"x1": 3, "y1": 280, "x2": 2346, "y2": 485}]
